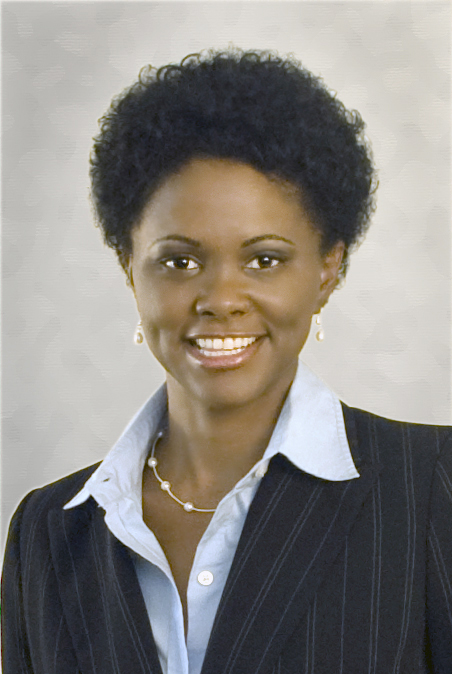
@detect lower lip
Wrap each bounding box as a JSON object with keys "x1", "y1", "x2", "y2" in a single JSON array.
[{"x1": 185, "y1": 338, "x2": 263, "y2": 370}]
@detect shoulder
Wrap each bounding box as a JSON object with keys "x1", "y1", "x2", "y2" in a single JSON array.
[
  {"x1": 3, "y1": 464, "x2": 101, "y2": 585},
  {"x1": 8, "y1": 463, "x2": 100, "y2": 533},
  {"x1": 342, "y1": 401, "x2": 451, "y2": 437},
  {"x1": 341, "y1": 401, "x2": 451, "y2": 447},
  {"x1": 341, "y1": 402, "x2": 452, "y2": 473}
]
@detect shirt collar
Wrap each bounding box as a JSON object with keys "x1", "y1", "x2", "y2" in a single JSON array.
[
  {"x1": 64, "y1": 359, "x2": 359, "y2": 510},
  {"x1": 259, "y1": 360, "x2": 359, "y2": 480}
]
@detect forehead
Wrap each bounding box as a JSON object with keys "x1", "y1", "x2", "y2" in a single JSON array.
[{"x1": 132, "y1": 158, "x2": 318, "y2": 247}]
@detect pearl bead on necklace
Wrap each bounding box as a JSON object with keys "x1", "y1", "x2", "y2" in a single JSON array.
[{"x1": 147, "y1": 431, "x2": 217, "y2": 513}]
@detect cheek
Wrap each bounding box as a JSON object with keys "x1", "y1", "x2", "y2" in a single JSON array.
[
  {"x1": 259, "y1": 276, "x2": 320, "y2": 327},
  {"x1": 135, "y1": 276, "x2": 182, "y2": 318},
  {"x1": 134, "y1": 281, "x2": 194, "y2": 352}
]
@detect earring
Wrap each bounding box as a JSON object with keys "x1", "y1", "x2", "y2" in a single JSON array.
[
  {"x1": 315, "y1": 311, "x2": 324, "y2": 342},
  {"x1": 134, "y1": 319, "x2": 144, "y2": 345}
]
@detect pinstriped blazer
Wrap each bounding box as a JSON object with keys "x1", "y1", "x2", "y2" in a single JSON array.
[{"x1": 2, "y1": 403, "x2": 452, "y2": 674}]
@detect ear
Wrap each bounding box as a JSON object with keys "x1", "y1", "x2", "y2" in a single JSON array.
[{"x1": 317, "y1": 241, "x2": 345, "y2": 309}]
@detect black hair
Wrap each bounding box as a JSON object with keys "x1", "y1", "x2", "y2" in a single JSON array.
[{"x1": 90, "y1": 48, "x2": 377, "y2": 278}]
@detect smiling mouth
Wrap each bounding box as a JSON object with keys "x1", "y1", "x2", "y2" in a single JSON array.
[{"x1": 190, "y1": 336, "x2": 257, "y2": 357}]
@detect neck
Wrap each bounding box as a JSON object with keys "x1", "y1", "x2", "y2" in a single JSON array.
[{"x1": 158, "y1": 365, "x2": 296, "y2": 492}]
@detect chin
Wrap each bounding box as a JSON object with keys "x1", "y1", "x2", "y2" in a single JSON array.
[{"x1": 179, "y1": 365, "x2": 292, "y2": 412}]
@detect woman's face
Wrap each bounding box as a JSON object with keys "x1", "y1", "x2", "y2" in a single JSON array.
[{"x1": 130, "y1": 158, "x2": 343, "y2": 409}]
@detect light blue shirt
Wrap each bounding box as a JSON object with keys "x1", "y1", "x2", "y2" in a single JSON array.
[{"x1": 64, "y1": 359, "x2": 359, "y2": 674}]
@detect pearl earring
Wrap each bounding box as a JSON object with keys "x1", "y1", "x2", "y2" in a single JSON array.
[
  {"x1": 315, "y1": 311, "x2": 324, "y2": 342},
  {"x1": 134, "y1": 319, "x2": 144, "y2": 345}
]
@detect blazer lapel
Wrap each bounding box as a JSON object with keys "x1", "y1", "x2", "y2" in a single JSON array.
[
  {"x1": 48, "y1": 499, "x2": 163, "y2": 674},
  {"x1": 202, "y1": 449, "x2": 381, "y2": 674}
]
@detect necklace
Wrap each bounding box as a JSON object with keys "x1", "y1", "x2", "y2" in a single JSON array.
[{"x1": 147, "y1": 432, "x2": 217, "y2": 513}]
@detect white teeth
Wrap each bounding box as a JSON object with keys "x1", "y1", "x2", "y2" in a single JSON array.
[
  {"x1": 193, "y1": 336, "x2": 257, "y2": 352},
  {"x1": 201, "y1": 348, "x2": 241, "y2": 357}
]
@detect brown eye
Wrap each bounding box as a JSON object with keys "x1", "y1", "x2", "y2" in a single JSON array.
[
  {"x1": 246, "y1": 254, "x2": 281, "y2": 269},
  {"x1": 163, "y1": 257, "x2": 199, "y2": 270}
]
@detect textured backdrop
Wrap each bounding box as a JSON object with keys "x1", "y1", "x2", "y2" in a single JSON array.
[{"x1": 2, "y1": 1, "x2": 451, "y2": 547}]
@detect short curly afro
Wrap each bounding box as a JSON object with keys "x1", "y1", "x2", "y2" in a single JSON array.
[{"x1": 90, "y1": 48, "x2": 377, "y2": 279}]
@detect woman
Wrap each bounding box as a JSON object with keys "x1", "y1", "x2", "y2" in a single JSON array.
[{"x1": 2, "y1": 49, "x2": 451, "y2": 674}]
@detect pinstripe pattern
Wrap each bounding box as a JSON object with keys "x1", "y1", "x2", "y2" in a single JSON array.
[
  {"x1": 53, "y1": 615, "x2": 64, "y2": 674},
  {"x1": 2, "y1": 405, "x2": 452, "y2": 674},
  {"x1": 221, "y1": 483, "x2": 325, "y2": 674},
  {"x1": 62, "y1": 518, "x2": 98, "y2": 671},
  {"x1": 252, "y1": 484, "x2": 352, "y2": 674},
  {"x1": 50, "y1": 504, "x2": 162, "y2": 674},
  {"x1": 429, "y1": 524, "x2": 452, "y2": 624},
  {"x1": 339, "y1": 536, "x2": 348, "y2": 674},
  {"x1": 368, "y1": 416, "x2": 382, "y2": 674},
  {"x1": 305, "y1": 604, "x2": 311, "y2": 674},
  {"x1": 212, "y1": 470, "x2": 295, "y2": 625},
  {"x1": 91, "y1": 524, "x2": 158, "y2": 673},
  {"x1": 393, "y1": 426, "x2": 417, "y2": 673},
  {"x1": 428, "y1": 454, "x2": 452, "y2": 635},
  {"x1": 437, "y1": 461, "x2": 452, "y2": 501},
  {"x1": 87, "y1": 519, "x2": 121, "y2": 673},
  {"x1": 309, "y1": 594, "x2": 317, "y2": 674}
]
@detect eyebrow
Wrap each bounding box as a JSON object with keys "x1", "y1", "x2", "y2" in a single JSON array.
[
  {"x1": 150, "y1": 235, "x2": 201, "y2": 248},
  {"x1": 241, "y1": 235, "x2": 295, "y2": 247},
  {"x1": 150, "y1": 234, "x2": 295, "y2": 248}
]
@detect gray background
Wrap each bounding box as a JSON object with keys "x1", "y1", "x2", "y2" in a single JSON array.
[{"x1": 2, "y1": 1, "x2": 451, "y2": 547}]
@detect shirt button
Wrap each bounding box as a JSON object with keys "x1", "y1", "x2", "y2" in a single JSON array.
[
  {"x1": 254, "y1": 461, "x2": 269, "y2": 479},
  {"x1": 197, "y1": 570, "x2": 214, "y2": 586}
]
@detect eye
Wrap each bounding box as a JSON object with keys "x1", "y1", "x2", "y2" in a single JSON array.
[
  {"x1": 246, "y1": 254, "x2": 282, "y2": 270},
  {"x1": 163, "y1": 257, "x2": 200, "y2": 270}
]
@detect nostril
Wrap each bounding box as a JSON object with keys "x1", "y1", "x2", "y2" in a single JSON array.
[{"x1": 195, "y1": 292, "x2": 250, "y2": 318}]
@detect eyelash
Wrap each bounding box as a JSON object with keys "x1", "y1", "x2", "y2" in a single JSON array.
[{"x1": 161, "y1": 254, "x2": 285, "y2": 271}]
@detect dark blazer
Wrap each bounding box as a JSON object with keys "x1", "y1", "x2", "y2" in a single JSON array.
[{"x1": 2, "y1": 403, "x2": 452, "y2": 674}]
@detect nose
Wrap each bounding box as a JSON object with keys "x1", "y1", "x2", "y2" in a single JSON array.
[{"x1": 195, "y1": 269, "x2": 251, "y2": 319}]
